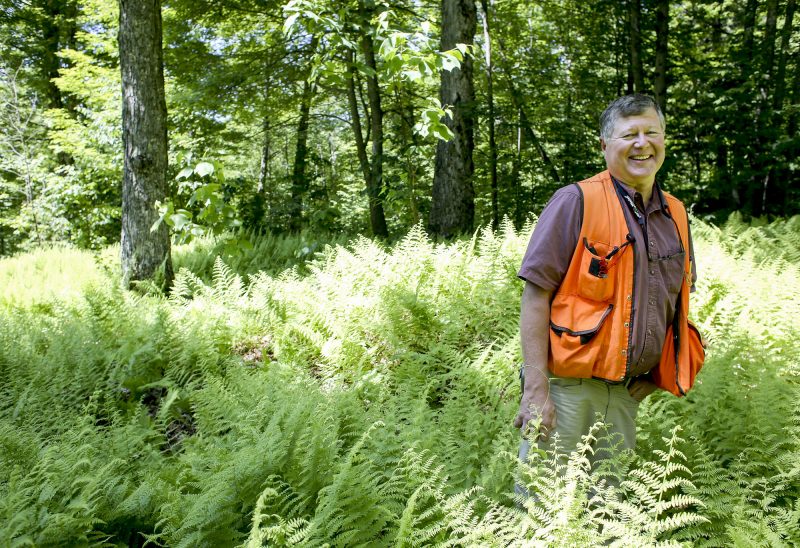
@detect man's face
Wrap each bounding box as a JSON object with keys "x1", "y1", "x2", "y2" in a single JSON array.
[{"x1": 600, "y1": 108, "x2": 665, "y2": 191}]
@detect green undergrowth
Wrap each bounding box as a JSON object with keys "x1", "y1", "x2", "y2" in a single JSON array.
[{"x1": 1, "y1": 216, "x2": 798, "y2": 546}]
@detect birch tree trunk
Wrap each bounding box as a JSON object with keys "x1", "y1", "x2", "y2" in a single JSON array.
[{"x1": 479, "y1": 0, "x2": 499, "y2": 231}]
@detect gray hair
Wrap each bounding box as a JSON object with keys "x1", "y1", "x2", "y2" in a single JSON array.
[{"x1": 599, "y1": 94, "x2": 665, "y2": 140}]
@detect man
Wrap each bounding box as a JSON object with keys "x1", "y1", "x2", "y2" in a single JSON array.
[{"x1": 514, "y1": 94, "x2": 702, "y2": 469}]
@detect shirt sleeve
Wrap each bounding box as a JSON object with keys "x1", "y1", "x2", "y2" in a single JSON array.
[{"x1": 518, "y1": 186, "x2": 582, "y2": 291}]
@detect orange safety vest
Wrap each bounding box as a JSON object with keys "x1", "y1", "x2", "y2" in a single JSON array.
[{"x1": 548, "y1": 170, "x2": 705, "y2": 396}]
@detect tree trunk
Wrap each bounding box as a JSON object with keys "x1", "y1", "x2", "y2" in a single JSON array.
[
  {"x1": 288, "y1": 77, "x2": 316, "y2": 231},
  {"x1": 398, "y1": 98, "x2": 421, "y2": 224},
  {"x1": 361, "y1": 31, "x2": 389, "y2": 238},
  {"x1": 757, "y1": 0, "x2": 780, "y2": 214},
  {"x1": 119, "y1": 0, "x2": 173, "y2": 290},
  {"x1": 762, "y1": 0, "x2": 779, "y2": 78},
  {"x1": 42, "y1": 0, "x2": 77, "y2": 165},
  {"x1": 258, "y1": 113, "x2": 270, "y2": 194},
  {"x1": 787, "y1": 25, "x2": 800, "y2": 138},
  {"x1": 773, "y1": 0, "x2": 796, "y2": 110},
  {"x1": 258, "y1": 78, "x2": 272, "y2": 202},
  {"x1": 654, "y1": 0, "x2": 669, "y2": 113},
  {"x1": 430, "y1": 0, "x2": 476, "y2": 237},
  {"x1": 629, "y1": 0, "x2": 644, "y2": 93},
  {"x1": 346, "y1": 50, "x2": 371, "y2": 193},
  {"x1": 479, "y1": 0, "x2": 499, "y2": 231},
  {"x1": 250, "y1": 108, "x2": 270, "y2": 230},
  {"x1": 41, "y1": 13, "x2": 63, "y2": 110},
  {"x1": 786, "y1": 50, "x2": 800, "y2": 211},
  {"x1": 742, "y1": 0, "x2": 759, "y2": 64},
  {"x1": 614, "y1": 6, "x2": 626, "y2": 96},
  {"x1": 346, "y1": 48, "x2": 387, "y2": 236},
  {"x1": 512, "y1": 108, "x2": 524, "y2": 227}
]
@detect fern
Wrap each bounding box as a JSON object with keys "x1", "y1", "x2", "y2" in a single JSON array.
[{"x1": 1, "y1": 218, "x2": 799, "y2": 544}]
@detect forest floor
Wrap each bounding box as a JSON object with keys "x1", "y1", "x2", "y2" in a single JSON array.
[{"x1": 1, "y1": 216, "x2": 799, "y2": 546}]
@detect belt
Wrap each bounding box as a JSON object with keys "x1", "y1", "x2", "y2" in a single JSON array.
[{"x1": 597, "y1": 375, "x2": 639, "y2": 388}]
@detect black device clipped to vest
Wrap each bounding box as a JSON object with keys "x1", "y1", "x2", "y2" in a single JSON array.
[
  {"x1": 586, "y1": 234, "x2": 634, "y2": 278},
  {"x1": 589, "y1": 257, "x2": 608, "y2": 278}
]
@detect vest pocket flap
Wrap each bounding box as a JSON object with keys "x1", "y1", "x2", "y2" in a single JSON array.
[{"x1": 550, "y1": 300, "x2": 613, "y2": 341}]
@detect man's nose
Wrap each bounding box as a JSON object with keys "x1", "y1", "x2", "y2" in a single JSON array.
[{"x1": 632, "y1": 131, "x2": 647, "y2": 147}]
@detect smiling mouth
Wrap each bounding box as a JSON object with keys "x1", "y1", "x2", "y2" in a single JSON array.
[{"x1": 630, "y1": 155, "x2": 653, "y2": 161}]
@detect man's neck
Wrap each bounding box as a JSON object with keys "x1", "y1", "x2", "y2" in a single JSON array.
[{"x1": 611, "y1": 174, "x2": 655, "y2": 205}]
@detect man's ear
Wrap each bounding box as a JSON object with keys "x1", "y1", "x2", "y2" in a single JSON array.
[{"x1": 600, "y1": 138, "x2": 606, "y2": 151}]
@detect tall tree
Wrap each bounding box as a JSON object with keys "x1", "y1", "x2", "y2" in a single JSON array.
[
  {"x1": 359, "y1": 4, "x2": 389, "y2": 238},
  {"x1": 0, "y1": 0, "x2": 78, "y2": 167},
  {"x1": 479, "y1": 0, "x2": 499, "y2": 231},
  {"x1": 0, "y1": 0, "x2": 78, "y2": 112},
  {"x1": 762, "y1": 0, "x2": 779, "y2": 77},
  {"x1": 118, "y1": 0, "x2": 173, "y2": 289},
  {"x1": 629, "y1": 0, "x2": 644, "y2": 93},
  {"x1": 772, "y1": 0, "x2": 796, "y2": 110},
  {"x1": 430, "y1": 0, "x2": 476, "y2": 237},
  {"x1": 345, "y1": 42, "x2": 388, "y2": 238},
  {"x1": 288, "y1": 37, "x2": 319, "y2": 232},
  {"x1": 653, "y1": 0, "x2": 669, "y2": 113},
  {"x1": 288, "y1": 77, "x2": 315, "y2": 231}
]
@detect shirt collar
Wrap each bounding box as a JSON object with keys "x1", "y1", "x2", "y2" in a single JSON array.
[{"x1": 611, "y1": 176, "x2": 669, "y2": 215}]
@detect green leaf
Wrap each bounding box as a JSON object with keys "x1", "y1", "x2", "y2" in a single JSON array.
[
  {"x1": 283, "y1": 13, "x2": 300, "y2": 35},
  {"x1": 441, "y1": 54, "x2": 460, "y2": 72},
  {"x1": 403, "y1": 69, "x2": 422, "y2": 82},
  {"x1": 177, "y1": 167, "x2": 193, "y2": 180},
  {"x1": 194, "y1": 183, "x2": 221, "y2": 202},
  {"x1": 169, "y1": 212, "x2": 191, "y2": 230},
  {"x1": 379, "y1": 36, "x2": 395, "y2": 58},
  {"x1": 385, "y1": 57, "x2": 404, "y2": 75},
  {"x1": 194, "y1": 162, "x2": 215, "y2": 178}
]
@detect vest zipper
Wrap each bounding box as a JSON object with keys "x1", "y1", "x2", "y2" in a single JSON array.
[
  {"x1": 611, "y1": 177, "x2": 637, "y2": 378},
  {"x1": 625, "y1": 242, "x2": 635, "y2": 377}
]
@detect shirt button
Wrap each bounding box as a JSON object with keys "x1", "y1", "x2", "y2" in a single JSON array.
[
  {"x1": 647, "y1": 329, "x2": 653, "y2": 335},
  {"x1": 649, "y1": 240, "x2": 655, "y2": 247},
  {"x1": 627, "y1": 295, "x2": 632, "y2": 301},
  {"x1": 649, "y1": 299, "x2": 655, "y2": 306},
  {"x1": 650, "y1": 268, "x2": 655, "y2": 275},
  {"x1": 621, "y1": 349, "x2": 627, "y2": 355},
  {"x1": 624, "y1": 322, "x2": 629, "y2": 328}
]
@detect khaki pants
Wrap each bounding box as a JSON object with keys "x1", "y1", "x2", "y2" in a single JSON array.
[{"x1": 518, "y1": 373, "x2": 640, "y2": 469}]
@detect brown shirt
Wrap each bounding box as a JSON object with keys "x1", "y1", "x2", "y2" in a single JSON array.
[{"x1": 518, "y1": 179, "x2": 696, "y2": 378}]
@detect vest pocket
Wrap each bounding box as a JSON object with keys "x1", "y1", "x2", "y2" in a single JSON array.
[
  {"x1": 549, "y1": 297, "x2": 613, "y2": 378},
  {"x1": 577, "y1": 238, "x2": 615, "y2": 301}
]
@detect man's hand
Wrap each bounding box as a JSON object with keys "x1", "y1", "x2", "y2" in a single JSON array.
[
  {"x1": 513, "y1": 370, "x2": 556, "y2": 440},
  {"x1": 627, "y1": 378, "x2": 659, "y2": 402}
]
